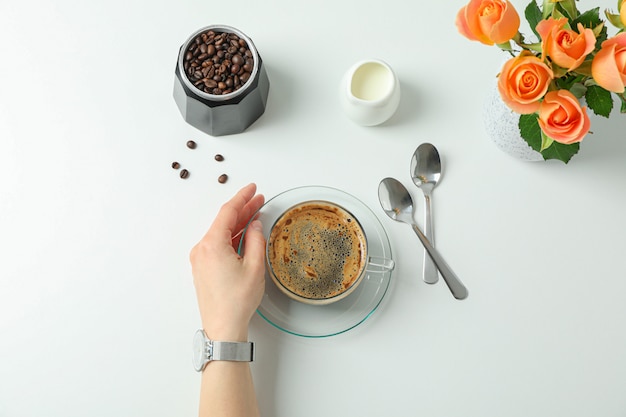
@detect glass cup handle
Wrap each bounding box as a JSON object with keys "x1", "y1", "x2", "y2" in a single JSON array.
[{"x1": 365, "y1": 256, "x2": 395, "y2": 273}]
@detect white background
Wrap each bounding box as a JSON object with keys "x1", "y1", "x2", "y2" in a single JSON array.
[{"x1": 1, "y1": 0, "x2": 626, "y2": 416}]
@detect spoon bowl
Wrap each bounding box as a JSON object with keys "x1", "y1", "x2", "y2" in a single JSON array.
[
  {"x1": 411, "y1": 143, "x2": 442, "y2": 285},
  {"x1": 411, "y1": 144, "x2": 441, "y2": 191},
  {"x1": 378, "y1": 177, "x2": 468, "y2": 300}
]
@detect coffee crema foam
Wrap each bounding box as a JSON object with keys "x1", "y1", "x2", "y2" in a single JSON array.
[{"x1": 267, "y1": 201, "x2": 367, "y2": 300}]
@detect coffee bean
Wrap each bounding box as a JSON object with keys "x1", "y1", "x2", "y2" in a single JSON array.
[
  {"x1": 180, "y1": 169, "x2": 190, "y2": 179},
  {"x1": 186, "y1": 140, "x2": 197, "y2": 149},
  {"x1": 183, "y1": 29, "x2": 255, "y2": 96},
  {"x1": 232, "y1": 55, "x2": 244, "y2": 66},
  {"x1": 218, "y1": 174, "x2": 228, "y2": 184},
  {"x1": 171, "y1": 161, "x2": 180, "y2": 169},
  {"x1": 214, "y1": 154, "x2": 224, "y2": 162}
]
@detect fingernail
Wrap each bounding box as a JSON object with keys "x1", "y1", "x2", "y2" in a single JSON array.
[{"x1": 250, "y1": 220, "x2": 263, "y2": 231}]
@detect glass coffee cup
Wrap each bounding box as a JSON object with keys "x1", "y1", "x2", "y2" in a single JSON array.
[{"x1": 266, "y1": 200, "x2": 394, "y2": 306}]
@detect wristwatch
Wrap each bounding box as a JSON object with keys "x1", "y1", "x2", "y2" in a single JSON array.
[{"x1": 192, "y1": 329, "x2": 254, "y2": 372}]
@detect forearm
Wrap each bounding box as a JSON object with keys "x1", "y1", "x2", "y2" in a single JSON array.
[{"x1": 199, "y1": 361, "x2": 260, "y2": 417}]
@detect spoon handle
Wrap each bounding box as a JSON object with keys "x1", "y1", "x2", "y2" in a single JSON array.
[
  {"x1": 411, "y1": 223, "x2": 468, "y2": 300},
  {"x1": 423, "y1": 193, "x2": 438, "y2": 285}
]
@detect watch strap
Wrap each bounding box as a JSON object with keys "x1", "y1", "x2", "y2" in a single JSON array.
[{"x1": 211, "y1": 340, "x2": 254, "y2": 362}]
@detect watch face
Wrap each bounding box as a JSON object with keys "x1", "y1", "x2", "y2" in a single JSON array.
[{"x1": 192, "y1": 329, "x2": 208, "y2": 371}]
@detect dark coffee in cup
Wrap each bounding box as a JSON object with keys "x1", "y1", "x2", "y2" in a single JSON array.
[{"x1": 267, "y1": 201, "x2": 368, "y2": 303}]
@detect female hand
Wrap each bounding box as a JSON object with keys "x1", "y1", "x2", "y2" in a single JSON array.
[{"x1": 190, "y1": 183, "x2": 266, "y2": 342}]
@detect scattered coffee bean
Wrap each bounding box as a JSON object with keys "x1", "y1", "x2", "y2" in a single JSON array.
[
  {"x1": 183, "y1": 30, "x2": 255, "y2": 96},
  {"x1": 171, "y1": 161, "x2": 180, "y2": 169},
  {"x1": 214, "y1": 154, "x2": 224, "y2": 162},
  {"x1": 180, "y1": 169, "x2": 190, "y2": 179},
  {"x1": 218, "y1": 174, "x2": 228, "y2": 184},
  {"x1": 186, "y1": 140, "x2": 197, "y2": 149}
]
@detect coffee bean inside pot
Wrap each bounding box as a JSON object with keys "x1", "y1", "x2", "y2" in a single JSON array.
[{"x1": 183, "y1": 30, "x2": 255, "y2": 96}]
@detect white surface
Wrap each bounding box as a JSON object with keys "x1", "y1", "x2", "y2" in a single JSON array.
[{"x1": 1, "y1": 1, "x2": 626, "y2": 416}]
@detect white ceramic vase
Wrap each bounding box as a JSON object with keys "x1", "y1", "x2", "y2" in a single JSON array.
[{"x1": 483, "y1": 81, "x2": 543, "y2": 161}]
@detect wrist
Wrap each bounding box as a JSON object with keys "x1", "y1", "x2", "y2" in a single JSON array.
[{"x1": 202, "y1": 323, "x2": 249, "y2": 342}]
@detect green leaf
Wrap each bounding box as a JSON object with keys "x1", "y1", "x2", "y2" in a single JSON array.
[
  {"x1": 525, "y1": 1, "x2": 543, "y2": 39},
  {"x1": 605, "y1": 11, "x2": 625, "y2": 29},
  {"x1": 555, "y1": 74, "x2": 585, "y2": 91},
  {"x1": 619, "y1": 94, "x2": 626, "y2": 114},
  {"x1": 569, "y1": 82, "x2": 587, "y2": 98},
  {"x1": 573, "y1": 7, "x2": 602, "y2": 28},
  {"x1": 540, "y1": 130, "x2": 554, "y2": 151},
  {"x1": 552, "y1": 8, "x2": 571, "y2": 28},
  {"x1": 556, "y1": 0, "x2": 578, "y2": 20},
  {"x1": 540, "y1": 141, "x2": 580, "y2": 164},
  {"x1": 542, "y1": 0, "x2": 555, "y2": 19},
  {"x1": 592, "y1": 22, "x2": 606, "y2": 38},
  {"x1": 519, "y1": 113, "x2": 580, "y2": 163},
  {"x1": 519, "y1": 113, "x2": 543, "y2": 152},
  {"x1": 585, "y1": 85, "x2": 614, "y2": 117}
]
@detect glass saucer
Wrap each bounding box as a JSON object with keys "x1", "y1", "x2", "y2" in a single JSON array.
[{"x1": 238, "y1": 186, "x2": 393, "y2": 338}]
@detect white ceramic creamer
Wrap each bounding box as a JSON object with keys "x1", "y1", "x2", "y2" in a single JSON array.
[{"x1": 339, "y1": 59, "x2": 400, "y2": 126}]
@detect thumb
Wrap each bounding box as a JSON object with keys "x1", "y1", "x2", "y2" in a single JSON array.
[{"x1": 243, "y1": 220, "x2": 266, "y2": 275}]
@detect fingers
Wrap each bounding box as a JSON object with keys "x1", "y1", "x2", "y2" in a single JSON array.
[
  {"x1": 230, "y1": 195, "x2": 264, "y2": 251},
  {"x1": 205, "y1": 183, "x2": 257, "y2": 243},
  {"x1": 242, "y1": 219, "x2": 267, "y2": 277},
  {"x1": 233, "y1": 194, "x2": 265, "y2": 236}
]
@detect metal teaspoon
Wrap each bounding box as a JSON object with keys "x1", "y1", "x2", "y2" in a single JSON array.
[
  {"x1": 410, "y1": 143, "x2": 442, "y2": 285},
  {"x1": 378, "y1": 177, "x2": 468, "y2": 300}
]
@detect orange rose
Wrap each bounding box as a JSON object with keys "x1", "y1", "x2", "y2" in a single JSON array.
[
  {"x1": 456, "y1": 0, "x2": 520, "y2": 45},
  {"x1": 536, "y1": 17, "x2": 596, "y2": 71},
  {"x1": 591, "y1": 32, "x2": 626, "y2": 93},
  {"x1": 497, "y1": 52, "x2": 554, "y2": 114},
  {"x1": 538, "y1": 90, "x2": 590, "y2": 144}
]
